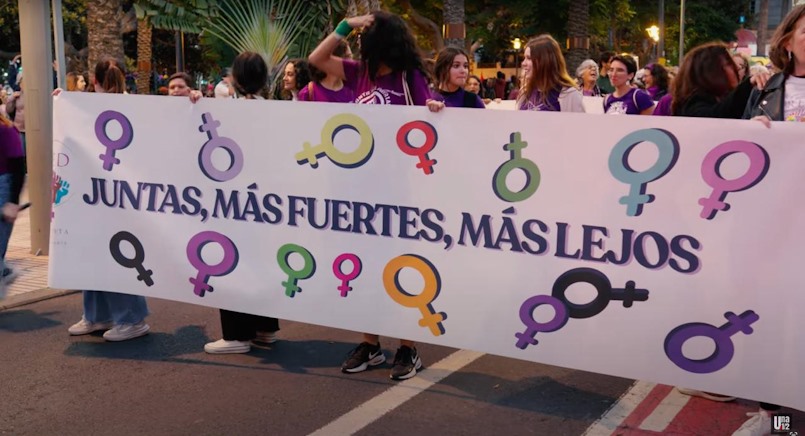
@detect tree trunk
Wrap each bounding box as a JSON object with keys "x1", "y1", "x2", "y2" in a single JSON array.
[
  {"x1": 136, "y1": 18, "x2": 153, "y2": 95},
  {"x1": 87, "y1": 0, "x2": 124, "y2": 82},
  {"x1": 757, "y1": 0, "x2": 769, "y2": 56},
  {"x1": 566, "y1": 0, "x2": 590, "y2": 73},
  {"x1": 444, "y1": 0, "x2": 465, "y2": 49}
]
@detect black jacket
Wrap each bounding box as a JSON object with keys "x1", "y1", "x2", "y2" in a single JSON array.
[
  {"x1": 743, "y1": 72, "x2": 785, "y2": 121},
  {"x1": 676, "y1": 77, "x2": 754, "y2": 119}
]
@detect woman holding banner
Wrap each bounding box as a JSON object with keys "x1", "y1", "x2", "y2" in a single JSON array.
[
  {"x1": 729, "y1": 5, "x2": 805, "y2": 434},
  {"x1": 67, "y1": 58, "x2": 151, "y2": 342},
  {"x1": 426, "y1": 46, "x2": 486, "y2": 111},
  {"x1": 308, "y1": 10, "x2": 430, "y2": 380},
  {"x1": 603, "y1": 55, "x2": 654, "y2": 115},
  {"x1": 297, "y1": 41, "x2": 354, "y2": 103},
  {"x1": 516, "y1": 35, "x2": 584, "y2": 112},
  {"x1": 204, "y1": 52, "x2": 282, "y2": 354}
]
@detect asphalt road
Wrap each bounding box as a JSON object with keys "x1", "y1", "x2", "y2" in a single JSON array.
[{"x1": 0, "y1": 294, "x2": 636, "y2": 436}]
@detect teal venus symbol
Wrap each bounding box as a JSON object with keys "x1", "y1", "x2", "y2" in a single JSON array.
[{"x1": 608, "y1": 129, "x2": 679, "y2": 216}]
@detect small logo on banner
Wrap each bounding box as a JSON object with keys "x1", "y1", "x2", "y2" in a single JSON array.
[{"x1": 771, "y1": 414, "x2": 792, "y2": 434}]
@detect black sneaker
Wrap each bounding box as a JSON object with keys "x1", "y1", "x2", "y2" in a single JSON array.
[
  {"x1": 341, "y1": 342, "x2": 386, "y2": 373},
  {"x1": 390, "y1": 346, "x2": 422, "y2": 380}
]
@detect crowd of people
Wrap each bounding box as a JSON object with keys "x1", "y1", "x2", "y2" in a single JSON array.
[{"x1": 2, "y1": 5, "x2": 804, "y2": 434}]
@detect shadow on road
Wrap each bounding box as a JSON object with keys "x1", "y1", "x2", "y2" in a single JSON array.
[{"x1": 0, "y1": 309, "x2": 63, "y2": 332}]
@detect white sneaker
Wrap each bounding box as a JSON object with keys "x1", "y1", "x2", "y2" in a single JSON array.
[
  {"x1": 732, "y1": 409, "x2": 772, "y2": 436},
  {"x1": 204, "y1": 339, "x2": 251, "y2": 354},
  {"x1": 676, "y1": 387, "x2": 736, "y2": 402},
  {"x1": 102, "y1": 322, "x2": 150, "y2": 341},
  {"x1": 68, "y1": 317, "x2": 113, "y2": 335},
  {"x1": 253, "y1": 331, "x2": 277, "y2": 344}
]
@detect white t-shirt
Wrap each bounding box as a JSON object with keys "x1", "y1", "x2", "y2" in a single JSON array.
[
  {"x1": 214, "y1": 80, "x2": 232, "y2": 99},
  {"x1": 784, "y1": 76, "x2": 805, "y2": 122}
]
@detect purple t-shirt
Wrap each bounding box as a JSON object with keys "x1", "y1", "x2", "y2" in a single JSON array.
[
  {"x1": 652, "y1": 94, "x2": 673, "y2": 116},
  {"x1": 0, "y1": 125, "x2": 24, "y2": 174},
  {"x1": 297, "y1": 82, "x2": 354, "y2": 103},
  {"x1": 432, "y1": 88, "x2": 485, "y2": 108},
  {"x1": 518, "y1": 89, "x2": 561, "y2": 111},
  {"x1": 604, "y1": 88, "x2": 654, "y2": 115},
  {"x1": 342, "y1": 59, "x2": 431, "y2": 106}
]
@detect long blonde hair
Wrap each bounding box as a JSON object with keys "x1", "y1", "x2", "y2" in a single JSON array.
[{"x1": 517, "y1": 35, "x2": 577, "y2": 109}]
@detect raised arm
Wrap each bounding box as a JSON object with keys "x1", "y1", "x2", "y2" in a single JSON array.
[{"x1": 308, "y1": 14, "x2": 374, "y2": 81}]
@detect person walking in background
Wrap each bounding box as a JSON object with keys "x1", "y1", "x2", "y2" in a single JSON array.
[
  {"x1": 214, "y1": 68, "x2": 234, "y2": 99},
  {"x1": 603, "y1": 55, "x2": 654, "y2": 115},
  {"x1": 66, "y1": 72, "x2": 86, "y2": 92},
  {"x1": 309, "y1": 10, "x2": 431, "y2": 380},
  {"x1": 67, "y1": 58, "x2": 150, "y2": 342},
  {"x1": 576, "y1": 59, "x2": 602, "y2": 96},
  {"x1": 642, "y1": 63, "x2": 670, "y2": 101},
  {"x1": 0, "y1": 111, "x2": 25, "y2": 299},
  {"x1": 298, "y1": 41, "x2": 354, "y2": 103},
  {"x1": 5, "y1": 76, "x2": 25, "y2": 156},
  {"x1": 596, "y1": 51, "x2": 615, "y2": 94},
  {"x1": 281, "y1": 59, "x2": 311, "y2": 101},
  {"x1": 516, "y1": 35, "x2": 584, "y2": 112}
]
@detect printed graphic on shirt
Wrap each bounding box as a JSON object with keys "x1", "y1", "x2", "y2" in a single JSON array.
[
  {"x1": 355, "y1": 88, "x2": 405, "y2": 105},
  {"x1": 606, "y1": 101, "x2": 628, "y2": 115},
  {"x1": 784, "y1": 77, "x2": 805, "y2": 122}
]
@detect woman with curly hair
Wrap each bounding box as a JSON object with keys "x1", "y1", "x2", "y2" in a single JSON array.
[
  {"x1": 309, "y1": 10, "x2": 430, "y2": 381},
  {"x1": 642, "y1": 63, "x2": 669, "y2": 101},
  {"x1": 282, "y1": 58, "x2": 311, "y2": 101},
  {"x1": 309, "y1": 11, "x2": 431, "y2": 106},
  {"x1": 516, "y1": 34, "x2": 584, "y2": 112}
]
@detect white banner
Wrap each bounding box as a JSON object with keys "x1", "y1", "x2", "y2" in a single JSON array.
[{"x1": 51, "y1": 93, "x2": 804, "y2": 409}]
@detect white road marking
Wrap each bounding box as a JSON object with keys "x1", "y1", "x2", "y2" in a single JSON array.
[
  {"x1": 308, "y1": 350, "x2": 485, "y2": 436},
  {"x1": 581, "y1": 380, "x2": 657, "y2": 436},
  {"x1": 638, "y1": 388, "x2": 690, "y2": 432}
]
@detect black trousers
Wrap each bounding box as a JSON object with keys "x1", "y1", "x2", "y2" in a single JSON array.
[{"x1": 220, "y1": 310, "x2": 279, "y2": 341}]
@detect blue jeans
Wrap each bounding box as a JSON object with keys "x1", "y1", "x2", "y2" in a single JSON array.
[
  {"x1": 0, "y1": 173, "x2": 14, "y2": 272},
  {"x1": 83, "y1": 291, "x2": 149, "y2": 325}
]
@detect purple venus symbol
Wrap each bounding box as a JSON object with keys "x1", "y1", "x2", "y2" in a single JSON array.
[
  {"x1": 515, "y1": 295, "x2": 569, "y2": 350},
  {"x1": 332, "y1": 253, "x2": 362, "y2": 297},
  {"x1": 664, "y1": 310, "x2": 760, "y2": 374},
  {"x1": 198, "y1": 113, "x2": 244, "y2": 182},
  {"x1": 186, "y1": 231, "x2": 239, "y2": 297},
  {"x1": 95, "y1": 110, "x2": 134, "y2": 171},
  {"x1": 699, "y1": 141, "x2": 769, "y2": 220}
]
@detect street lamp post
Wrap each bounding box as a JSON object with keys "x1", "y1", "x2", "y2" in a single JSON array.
[
  {"x1": 647, "y1": 25, "x2": 660, "y2": 61},
  {"x1": 512, "y1": 38, "x2": 522, "y2": 79}
]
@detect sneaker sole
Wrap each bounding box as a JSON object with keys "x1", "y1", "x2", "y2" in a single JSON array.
[
  {"x1": 103, "y1": 325, "x2": 150, "y2": 342},
  {"x1": 68, "y1": 324, "x2": 113, "y2": 336},
  {"x1": 204, "y1": 345, "x2": 251, "y2": 354},
  {"x1": 390, "y1": 357, "x2": 423, "y2": 381},
  {"x1": 342, "y1": 354, "x2": 386, "y2": 373}
]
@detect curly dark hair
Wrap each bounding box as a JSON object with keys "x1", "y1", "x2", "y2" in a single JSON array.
[
  {"x1": 359, "y1": 10, "x2": 430, "y2": 83},
  {"x1": 644, "y1": 63, "x2": 669, "y2": 93},
  {"x1": 232, "y1": 51, "x2": 268, "y2": 96}
]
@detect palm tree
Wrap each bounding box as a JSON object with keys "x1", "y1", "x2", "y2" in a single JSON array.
[
  {"x1": 757, "y1": 0, "x2": 769, "y2": 56},
  {"x1": 86, "y1": 0, "x2": 124, "y2": 81},
  {"x1": 444, "y1": 0, "x2": 465, "y2": 49},
  {"x1": 133, "y1": 4, "x2": 154, "y2": 94},
  {"x1": 566, "y1": 0, "x2": 590, "y2": 72}
]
